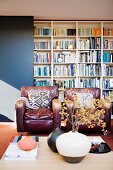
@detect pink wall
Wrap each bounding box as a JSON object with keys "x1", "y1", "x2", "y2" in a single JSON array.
[{"x1": 0, "y1": 0, "x2": 113, "y2": 20}]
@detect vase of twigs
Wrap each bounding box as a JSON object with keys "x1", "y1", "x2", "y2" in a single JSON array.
[{"x1": 56, "y1": 98, "x2": 107, "y2": 163}]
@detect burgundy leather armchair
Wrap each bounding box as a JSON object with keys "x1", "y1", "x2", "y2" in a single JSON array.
[
  {"x1": 15, "y1": 86, "x2": 61, "y2": 133},
  {"x1": 64, "y1": 88, "x2": 111, "y2": 134}
]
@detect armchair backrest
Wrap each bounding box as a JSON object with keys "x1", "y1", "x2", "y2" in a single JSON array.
[
  {"x1": 65, "y1": 88, "x2": 100, "y2": 99},
  {"x1": 21, "y1": 86, "x2": 59, "y2": 106}
]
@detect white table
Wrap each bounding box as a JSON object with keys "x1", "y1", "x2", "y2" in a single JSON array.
[{"x1": 1, "y1": 137, "x2": 113, "y2": 170}]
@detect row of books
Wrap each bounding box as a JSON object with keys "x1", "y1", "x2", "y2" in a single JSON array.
[
  {"x1": 34, "y1": 51, "x2": 113, "y2": 64},
  {"x1": 53, "y1": 28, "x2": 76, "y2": 36},
  {"x1": 34, "y1": 64, "x2": 103, "y2": 77},
  {"x1": 79, "y1": 63, "x2": 101, "y2": 76},
  {"x1": 103, "y1": 52, "x2": 113, "y2": 63},
  {"x1": 34, "y1": 78, "x2": 77, "y2": 88},
  {"x1": 78, "y1": 27, "x2": 101, "y2": 36},
  {"x1": 34, "y1": 26, "x2": 113, "y2": 36},
  {"x1": 34, "y1": 41, "x2": 51, "y2": 49},
  {"x1": 78, "y1": 78, "x2": 100, "y2": 88},
  {"x1": 53, "y1": 40, "x2": 76, "y2": 49},
  {"x1": 33, "y1": 51, "x2": 113, "y2": 64},
  {"x1": 79, "y1": 50, "x2": 101, "y2": 63},
  {"x1": 103, "y1": 39, "x2": 113, "y2": 49},
  {"x1": 103, "y1": 27, "x2": 113, "y2": 36},
  {"x1": 34, "y1": 66, "x2": 51, "y2": 76},
  {"x1": 33, "y1": 78, "x2": 113, "y2": 90},
  {"x1": 103, "y1": 65, "x2": 113, "y2": 76},
  {"x1": 34, "y1": 26, "x2": 51, "y2": 36},
  {"x1": 53, "y1": 64, "x2": 76, "y2": 76},
  {"x1": 53, "y1": 52, "x2": 76, "y2": 63},
  {"x1": 103, "y1": 78, "x2": 113, "y2": 89},
  {"x1": 33, "y1": 52, "x2": 51, "y2": 63},
  {"x1": 33, "y1": 79, "x2": 51, "y2": 86},
  {"x1": 33, "y1": 51, "x2": 76, "y2": 64},
  {"x1": 53, "y1": 79, "x2": 77, "y2": 88},
  {"x1": 103, "y1": 90, "x2": 113, "y2": 101},
  {"x1": 34, "y1": 39, "x2": 113, "y2": 50},
  {"x1": 78, "y1": 37, "x2": 101, "y2": 49}
]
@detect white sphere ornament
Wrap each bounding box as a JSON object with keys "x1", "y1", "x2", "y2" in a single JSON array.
[{"x1": 56, "y1": 131, "x2": 91, "y2": 163}]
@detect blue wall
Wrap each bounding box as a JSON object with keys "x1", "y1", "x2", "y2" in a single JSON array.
[{"x1": 0, "y1": 16, "x2": 34, "y2": 90}]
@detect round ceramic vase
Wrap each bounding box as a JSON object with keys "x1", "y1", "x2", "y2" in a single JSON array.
[{"x1": 56, "y1": 131, "x2": 91, "y2": 163}]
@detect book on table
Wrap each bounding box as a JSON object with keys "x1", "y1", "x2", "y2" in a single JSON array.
[
  {"x1": 4, "y1": 136, "x2": 39, "y2": 160},
  {"x1": 88, "y1": 136, "x2": 105, "y2": 145}
]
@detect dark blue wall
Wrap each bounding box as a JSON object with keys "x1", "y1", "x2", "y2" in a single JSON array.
[{"x1": 0, "y1": 16, "x2": 34, "y2": 89}]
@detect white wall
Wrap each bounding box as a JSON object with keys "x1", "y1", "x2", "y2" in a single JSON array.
[
  {"x1": 0, "y1": 80, "x2": 20, "y2": 121},
  {"x1": 0, "y1": 0, "x2": 113, "y2": 20}
]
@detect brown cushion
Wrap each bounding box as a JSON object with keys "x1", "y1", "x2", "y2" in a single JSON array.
[{"x1": 24, "y1": 108, "x2": 53, "y2": 120}]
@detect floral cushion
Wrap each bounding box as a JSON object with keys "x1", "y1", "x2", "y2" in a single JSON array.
[
  {"x1": 65, "y1": 89, "x2": 95, "y2": 109},
  {"x1": 76, "y1": 92, "x2": 95, "y2": 109},
  {"x1": 28, "y1": 90, "x2": 50, "y2": 109}
]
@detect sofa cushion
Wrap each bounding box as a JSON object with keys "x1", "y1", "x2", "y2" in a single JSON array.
[
  {"x1": 76, "y1": 92, "x2": 95, "y2": 109},
  {"x1": 64, "y1": 89, "x2": 95, "y2": 109},
  {"x1": 24, "y1": 108, "x2": 53, "y2": 120},
  {"x1": 28, "y1": 90, "x2": 50, "y2": 109},
  {"x1": 21, "y1": 86, "x2": 59, "y2": 105}
]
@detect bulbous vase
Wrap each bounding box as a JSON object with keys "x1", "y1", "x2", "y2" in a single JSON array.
[
  {"x1": 47, "y1": 127, "x2": 64, "y2": 152},
  {"x1": 56, "y1": 131, "x2": 91, "y2": 163}
]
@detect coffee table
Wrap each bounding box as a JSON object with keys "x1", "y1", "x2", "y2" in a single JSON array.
[{"x1": 1, "y1": 137, "x2": 113, "y2": 170}]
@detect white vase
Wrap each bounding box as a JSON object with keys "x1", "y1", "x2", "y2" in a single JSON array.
[{"x1": 56, "y1": 131, "x2": 91, "y2": 163}]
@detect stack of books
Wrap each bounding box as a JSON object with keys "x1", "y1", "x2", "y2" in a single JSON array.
[{"x1": 4, "y1": 136, "x2": 39, "y2": 160}]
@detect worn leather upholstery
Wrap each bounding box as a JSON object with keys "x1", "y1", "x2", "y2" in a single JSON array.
[
  {"x1": 15, "y1": 86, "x2": 61, "y2": 133},
  {"x1": 64, "y1": 88, "x2": 111, "y2": 133}
]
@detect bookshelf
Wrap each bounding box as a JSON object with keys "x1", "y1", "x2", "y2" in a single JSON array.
[
  {"x1": 33, "y1": 21, "x2": 52, "y2": 86},
  {"x1": 33, "y1": 20, "x2": 113, "y2": 100},
  {"x1": 102, "y1": 21, "x2": 113, "y2": 101}
]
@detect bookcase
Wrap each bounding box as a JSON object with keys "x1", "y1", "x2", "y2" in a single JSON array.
[{"x1": 33, "y1": 20, "x2": 113, "y2": 100}]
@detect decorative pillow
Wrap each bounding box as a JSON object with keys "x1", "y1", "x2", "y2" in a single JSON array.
[
  {"x1": 18, "y1": 137, "x2": 37, "y2": 151},
  {"x1": 28, "y1": 90, "x2": 50, "y2": 109},
  {"x1": 76, "y1": 92, "x2": 95, "y2": 109}
]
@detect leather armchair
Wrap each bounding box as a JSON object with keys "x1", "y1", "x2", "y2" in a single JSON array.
[
  {"x1": 64, "y1": 88, "x2": 111, "y2": 134},
  {"x1": 15, "y1": 86, "x2": 61, "y2": 133}
]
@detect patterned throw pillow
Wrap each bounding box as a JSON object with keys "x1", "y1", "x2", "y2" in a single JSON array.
[
  {"x1": 76, "y1": 92, "x2": 95, "y2": 109},
  {"x1": 28, "y1": 90, "x2": 50, "y2": 109}
]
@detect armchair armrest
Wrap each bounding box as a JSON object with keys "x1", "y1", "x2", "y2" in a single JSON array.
[
  {"x1": 52, "y1": 99, "x2": 62, "y2": 129},
  {"x1": 103, "y1": 102, "x2": 112, "y2": 132},
  {"x1": 15, "y1": 99, "x2": 26, "y2": 132}
]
